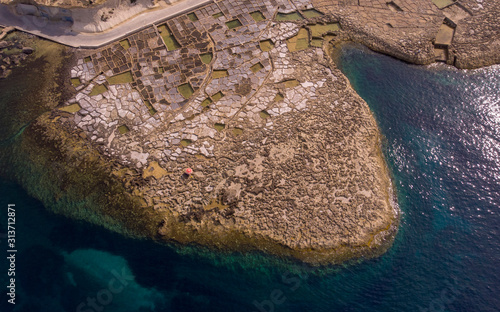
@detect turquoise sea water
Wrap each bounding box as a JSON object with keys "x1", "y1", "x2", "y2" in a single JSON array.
[{"x1": 1, "y1": 44, "x2": 499, "y2": 311}]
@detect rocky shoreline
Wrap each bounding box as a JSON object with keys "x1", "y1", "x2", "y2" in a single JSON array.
[
  {"x1": 318, "y1": 0, "x2": 500, "y2": 69},
  {"x1": 0, "y1": 27, "x2": 35, "y2": 79},
  {"x1": 1, "y1": 0, "x2": 499, "y2": 265}
]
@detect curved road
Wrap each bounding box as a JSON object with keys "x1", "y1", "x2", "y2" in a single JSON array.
[{"x1": 0, "y1": 0, "x2": 212, "y2": 48}]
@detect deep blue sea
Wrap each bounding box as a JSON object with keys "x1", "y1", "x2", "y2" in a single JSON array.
[{"x1": 1, "y1": 44, "x2": 499, "y2": 312}]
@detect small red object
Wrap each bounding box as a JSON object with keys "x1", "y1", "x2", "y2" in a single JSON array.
[{"x1": 185, "y1": 168, "x2": 193, "y2": 175}]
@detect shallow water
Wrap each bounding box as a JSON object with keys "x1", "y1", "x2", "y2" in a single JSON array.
[{"x1": 1, "y1": 44, "x2": 499, "y2": 311}]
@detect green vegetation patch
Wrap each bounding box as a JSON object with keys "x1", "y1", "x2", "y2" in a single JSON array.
[
  {"x1": 144, "y1": 100, "x2": 157, "y2": 115},
  {"x1": 158, "y1": 24, "x2": 181, "y2": 51},
  {"x1": 84, "y1": 56, "x2": 92, "y2": 63},
  {"x1": 214, "y1": 123, "x2": 225, "y2": 132},
  {"x1": 212, "y1": 70, "x2": 229, "y2": 78},
  {"x1": 211, "y1": 91, "x2": 224, "y2": 102},
  {"x1": 178, "y1": 83, "x2": 194, "y2": 99},
  {"x1": 71, "y1": 77, "x2": 81, "y2": 87},
  {"x1": 89, "y1": 84, "x2": 108, "y2": 96},
  {"x1": 276, "y1": 12, "x2": 304, "y2": 21},
  {"x1": 201, "y1": 98, "x2": 213, "y2": 107},
  {"x1": 310, "y1": 38, "x2": 323, "y2": 47},
  {"x1": 187, "y1": 12, "x2": 199, "y2": 21},
  {"x1": 287, "y1": 28, "x2": 309, "y2": 52},
  {"x1": 283, "y1": 79, "x2": 300, "y2": 88},
  {"x1": 180, "y1": 139, "x2": 192, "y2": 147},
  {"x1": 309, "y1": 23, "x2": 340, "y2": 37},
  {"x1": 107, "y1": 71, "x2": 134, "y2": 84},
  {"x1": 59, "y1": 103, "x2": 81, "y2": 113},
  {"x1": 118, "y1": 125, "x2": 130, "y2": 134},
  {"x1": 250, "y1": 11, "x2": 266, "y2": 22},
  {"x1": 3, "y1": 32, "x2": 19, "y2": 41},
  {"x1": 200, "y1": 52, "x2": 213, "y2": 64},
  {"x1": 259, "y1": 110, "x2": 270, "y2": 119},
  {"x1": 158, "y1": 67, "x2": 164, "y2": 74},
  {"x1": 432, "y1": 0, "x2": 455, "y2": 9},
  {"x1": 119, "y1": 39, "x2": 130, "y2": 50},
  {"x1": 226, "y1": 19, "x2": 243, "y2": 29},
  {"x1": 213, "y1": 12, "x2": 224, "y2": 19},
  {"x1": 302, "y1": 9, "x2": 324, "y2": 18},
  {"x1": 232, "y1": 127, "x2": 243, "y2": 136},
  {"x1": 259, "y1": 39, "x2": 275, "y2": 52},
  {"x1": 274, "y1": 93, "x2": 284, "y2": 102},
  {"x1": 250, "y1": 62, "x2": 264, "y2": 73},
  {"x1": 1, "y1": 47, "x2": 22, "y2": 55}
]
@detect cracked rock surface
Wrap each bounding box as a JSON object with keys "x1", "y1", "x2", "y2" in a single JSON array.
[{"x1": 37, "y1": 0, "x2": 500, "y2": 263}]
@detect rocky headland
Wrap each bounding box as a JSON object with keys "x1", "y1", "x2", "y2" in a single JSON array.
[{"x1": 1, "y1": 0, "x2": 499, "y2": 265}]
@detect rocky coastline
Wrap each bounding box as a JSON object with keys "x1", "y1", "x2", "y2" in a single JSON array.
[
  {"x1": 0, "y1": 27, "x2": 35, "y2": 79},
  {"x1": 1, "y1": 0, "x2": 499, "y2": 265}
]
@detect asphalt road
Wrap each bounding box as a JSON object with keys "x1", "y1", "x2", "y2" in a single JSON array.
[{"x1": 0, "y1": 0, "x2": 213, "y2": 48}]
